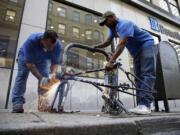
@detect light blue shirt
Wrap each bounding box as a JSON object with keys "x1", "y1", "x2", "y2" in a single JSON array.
[{"x1": 109, "y1": 19, "x2": 154, "y2": 58}]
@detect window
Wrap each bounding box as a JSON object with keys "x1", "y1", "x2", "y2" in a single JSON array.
[
  {"x1": 0, "y1": 0, "x2": 25, "y2": 68},
  {"x1": 159, "y1": 0, "x2": 169, "y2": 12},
  {"x1": 85, "y1": 14, "x2": 92, "y2": 24},
  {"x1": 100, "y1": 33, "x2": 104, "y2": 42},
  {"x1": 5, "y1": 10, "x2": 16, "y2": 22},
  {"x1": 47, "y1": 0, "x2": 109, "y2": 78},
  {"x1": 94, "y1": 30, "x2": 99, "y2": 40},
  {"x1": 49, "y1": 3, "x2": 53, "y2": 11},
  {"x1": 72, "y1": 27, "x2": 80, "y2": 38},
  {"x1": 73, "y1": 11, "x2": 80, "y2": 21},
  {"x1": 47, "y1": 19, "x2": 51, "y2": 29},
  {"x1": 58, "y1": 24, "x2": 66, "y2": 34},
  {"x1": 93, "y1": 16, "x2": 98, "y2": 23},
  {"x1": 85, "y1": 30, "x2": 92, "y2": 40},
  {"x1": 159, "y1": 0, "x2": 180, "y2": 16},
  {"x1": 57, "y1": 7, "x2": 66, "y2": 17},
  {"x1": 9, "y1": 0, "x2": 18, "y2": 3},
  {"x1": 168, "y1": 0, "x2": 180, "y2": 16}
]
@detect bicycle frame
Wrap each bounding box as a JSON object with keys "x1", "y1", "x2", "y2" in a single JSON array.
[{"x1": 50, "y1": 43, "x2": 156, "y2": 114}]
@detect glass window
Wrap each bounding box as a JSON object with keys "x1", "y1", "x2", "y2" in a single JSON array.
[
  {"x1": 58, "y1": 23, "x2": 66, "y2": 34},
  {"x1": 94, "y1": 30, "x2": 99, "y2": 40},
  {"x1": 58, "y1": 7, "x2": 66, "y2": 17},
  {"x1": 85, "y1": 30, "x2": 92, "y2": 40},
  {"x1": 73, "y1": 11, "x2": 80, "y2": 21},
  {"x1": 47, "y1": 0, "x2": 109, "y2": 78},
  {"x1": 100, "y1": 33, "x2": 104, "y2": 42},
  {"x1": 47, "y1": 19, "x2": 51, "y2": 29},
  {"x1": 9, "y1": 0, "x2": 18, "y2": 3},
  {"x1": 72, "y1": 27, "x2": 80, "y2": 38},
  {"x1": 159, "y1": 0, "x2": 180, "y2": 16},
  {"x1": 170, "y1": 5, "x2": 180, "y2": 16},
  {"x1": 169, "y1": 0, "x2": 177, "y2": 6},
  {"x1": 49, "y1": 3, "x2": 53, "y2": 11},
  {"x1": 0, "y1": 0, "x2": 25, "y2": 68},
  {"x1": 168, "y1": 0, "x2": 180, "y2": 16},
  {"x1": 159, "y1": 0, "x2": 169, "y2": 12},
  {"x1": 93, "y1": 16, "x2": 98, "y2": 23},
  {"x1": 5, "y1": 10, "x2": 16, "y2": 22},
  {"x1": 85, "y1": 14, "x2": 92, "y2": 24}
]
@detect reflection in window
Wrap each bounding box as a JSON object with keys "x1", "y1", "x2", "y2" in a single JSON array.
[
  {"x1": 58, "y1": 7, "x2": 66, "y2": 17},
  {"x1": 47, "y1": 19, "x2": 51, "y2": 29},
  {"x1": 58, "y1": 24, "x2": 65, "y2": 34},
  {"x1": 159, "y1": 0, "x2": 169, "y2": 12},
  {"x1": 73, "y1": 27, "x2": 80, "y2": 38},
  {"x1": 49, "y1": 3, "x2": 53, "y2": 11},
  {"x1": 85, "y1": 30, "x2": 92, "y2": 40},
  {"x1": 67, "y1": 50, "x2": 79, "y2": 68},
  {"x1": 5, "y1": 10, "x2": 16, "y2": 22},
  {"x1": 73, "y1": 11, "x2": 80, "y2": 21},
  {"x1": 85, "y1": 14, "x2": 92, "y2": 24},
  {"x1": 94, "y1": 30, "x2": 99, "y2": 40},
  {"x1": 87, "y1": 57, "x2": 93, "y2": 69},
  {"x1": 47, "y1": 0, "x2": 109, "y2": 78},
  {"x1": 0, "y1": 0, "x2": 24, "y2": 68},
  {"x1": 9, "y1": 0, "x2": 18, "y2": 3},
  {"x1": 100, "y1": 33, "x2": 104, "y2": 42},
  {"x1": 93, "y1": 16, "x2": 98, "y2": 23}
]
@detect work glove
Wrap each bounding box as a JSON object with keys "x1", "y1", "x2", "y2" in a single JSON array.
[
  {"x1": 40, "y1": 77, "x2": 50, "y2": 86},
  {"x1": 40, "y1": 77, "x2": 51, "y2": 91},
  {"x1": 49, "y1": 73, "x2": 60, "y2": 84}
]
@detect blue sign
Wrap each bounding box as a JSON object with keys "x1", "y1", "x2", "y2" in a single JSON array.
[{"x1": 149, "y1": 16, "x2": 160, "y2": 32}]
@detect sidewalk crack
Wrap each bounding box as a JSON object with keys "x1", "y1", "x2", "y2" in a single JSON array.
[{"x1": 30, "y1": 112, "x2": 46, "y2": 123}]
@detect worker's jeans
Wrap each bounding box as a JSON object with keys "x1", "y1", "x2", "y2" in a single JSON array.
[
  {"x1": 12, "y1": 53, "x2": 49, "y2": 107},
  {"x1": 134, "y1": 45, "x2": 157, "y2": 107}
]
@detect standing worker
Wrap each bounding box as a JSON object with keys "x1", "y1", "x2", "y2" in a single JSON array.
[
  {"x1": 12, "y1": 30, "x2": 62, "y2": 113},
  {"x1": 94, "y1": 11, "x2": 157, "y2": 115}
]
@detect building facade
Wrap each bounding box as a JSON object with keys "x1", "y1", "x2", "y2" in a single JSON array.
[{"x1": 0, "y1": 0, "x2": 180, "y2": 111}]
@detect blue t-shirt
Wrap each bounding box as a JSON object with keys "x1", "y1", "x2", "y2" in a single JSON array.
[
  {"x1": 109, "y1": 19, "x2": 154, "y2": 58},
  {"x1": 19, "y1": 33, "x2": 62, "y2": 64}
]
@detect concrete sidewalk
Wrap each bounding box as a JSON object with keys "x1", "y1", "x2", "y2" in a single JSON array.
[{"x1": 0, "y1": 109, "x2": 180, "y2": 135}]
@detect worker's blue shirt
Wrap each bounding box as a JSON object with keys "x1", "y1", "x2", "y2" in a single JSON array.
[
  {"x1": 109, "y1": 19, "x2": 154, "y2": 58},
  {"x1": 19, "y1": 33, "x2": 62, "y2": 64}
]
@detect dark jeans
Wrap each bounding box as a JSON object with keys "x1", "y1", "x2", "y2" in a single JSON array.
[
  {"x1": 134, "y1": 45, "x2": 157, "y2": 107},
  {"x1": 12, "y1": 53, "x2": 49, "y2": 107}
]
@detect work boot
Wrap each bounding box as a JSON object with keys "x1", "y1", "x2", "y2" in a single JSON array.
[
  {"x1": 38, "y1": 93, "x2": 50, "y2": 112},
  {"x1": 12, "y1": 105, "x2": 24, "y2": 113}
]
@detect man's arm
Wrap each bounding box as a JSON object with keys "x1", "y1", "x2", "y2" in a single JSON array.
[
  {"x1": 50, "y1": 64, "x2": 58, "y2": 73},
  {"x1": 106, "y1": 37, "x2": 128, "y2": 69},
  {"x1": 94, "y1": 37, "x2": 113, "y2": 48},
  {"x1": 26, "y1": 63, "x2": 43, "y2": 81}
]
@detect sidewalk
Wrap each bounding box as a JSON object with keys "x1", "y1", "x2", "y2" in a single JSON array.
[{"x1": 0, "y1": 109, "x2": 180, "y2": 135}]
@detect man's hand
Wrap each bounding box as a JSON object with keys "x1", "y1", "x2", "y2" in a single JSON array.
[
  {"x1": 40, "y1": 77, "x2": 50, "y2": 86},
  {"x1": 105, "y1": 61, "x2": 114, "y2": 71}
]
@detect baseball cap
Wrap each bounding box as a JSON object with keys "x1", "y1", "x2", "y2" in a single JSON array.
[{"x1": 99, "y1": 11, "x2": 115, "y2": 26}]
